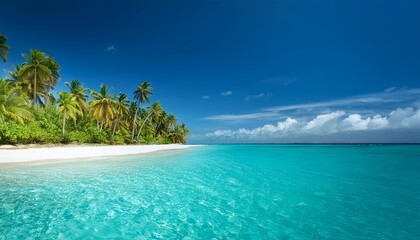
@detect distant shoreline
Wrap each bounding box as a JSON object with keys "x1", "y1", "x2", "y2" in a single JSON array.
[{"x1": 0, "y1": 144, "x2": 200, "y2": 164}]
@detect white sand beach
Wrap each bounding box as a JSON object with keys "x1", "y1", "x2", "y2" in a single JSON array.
[{"x1": 0, "y1": 144, "x2": 197, "y2": 163}]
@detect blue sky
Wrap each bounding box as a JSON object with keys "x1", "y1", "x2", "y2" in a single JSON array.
[{"x1": 1, "y1": 0, "x2": 420, "y2": 143}]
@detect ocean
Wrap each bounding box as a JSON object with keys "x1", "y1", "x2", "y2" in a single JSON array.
[{"x1": 0, "y1": 145, "x2": 419, "y2": 239}]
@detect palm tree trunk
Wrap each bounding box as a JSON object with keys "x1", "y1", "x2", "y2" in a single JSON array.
[
  {"x1": 62, "y1": 111, "x2": 67, "y2": 136},
  {"x1": 131, "y1": 99, "x2": 141, "y2": 141},
  {"x1": 45, "y1": 79, "x2": 51, "y2": 105},
  {"x1": 112, "y1": 117, "x2": 119, "y2": 137},
  {"x1": 33, "y1": 68, "x2": 37, "y2": 106},
  {"x1": 136, "y1": 112, "x2": 152, "y2": 140}
]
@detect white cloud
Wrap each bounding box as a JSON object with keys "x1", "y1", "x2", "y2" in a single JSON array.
[
  {"x1": 210, "y1": 130, "x2": 235, "y2": 137},
  {"x1": 265, "y1": 88, "x2": 420, "y2": 112},
  {"x1": 303, "y1": 111, "x2": 345, "y2": 132},
  {"x1": 206, "y1": 88, "x2": 420, "y2": 122},
  {"x1": 342, "y1": 114, "x2": 370, "y2": 131},
  {"x1": 204, "y1": 107, "x2": 420, "y2": 139},
  {"x1": 369, "y1": 115, "x2": 389, "y2": 129},
  {"x1": 389, "y1": 107, "x2": 420, "y2": 128},
  {"x1": 204, "y1": 112, "x2": 281, "y2": 121},
  {"x1": 385, "y1": 87, "x2": 397, "y2": 93},
  {"x1": 220, "y1": 91, "x2": 232, "y2": 96},
  {"x1": 206, "y1": 118, "x2": 298, "y2": 138},
  {"x1": 342, "y1": 114, "x2": 389, "y2": 131},
  {"x1": 105, "y1": 45, "x2": 116, "y2": 52},
  {"x1": 202, "y1": 95, "x2": 210, "y2": 99},
  {"x1": 244, "y1": 93, "x2": 272, "y2": 101}
]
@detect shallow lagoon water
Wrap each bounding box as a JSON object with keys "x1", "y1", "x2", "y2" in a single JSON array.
[{"x1": 0, "y1": 145, "x2": 419, "y2": 239}]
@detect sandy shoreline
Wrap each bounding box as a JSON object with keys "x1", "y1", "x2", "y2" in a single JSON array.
[{"x1": 0, "y1": 144, "x2": 198, "y2": 163}]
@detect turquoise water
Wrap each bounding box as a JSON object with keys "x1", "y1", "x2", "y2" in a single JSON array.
[{"x1": 0, "y1": 145, "x2": 419, "y2": 239}]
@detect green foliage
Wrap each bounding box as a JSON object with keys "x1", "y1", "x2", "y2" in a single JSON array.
[
  {"x1": 66, "y1": 126, "x2": 107, "y2": 143},
  {"x1": 0, "y1": 34, "x2": 10, "y2": 63},
  {"x1": 114, "y1": 128, "x2": 131, "y2": 144},
  {"x1": 140, "y1": 135, "x2": 156, "y2": 144},
  {"x1": 0, "y1": 37, "x2": 190, "y2": 145},
  {"x1": 0, "y1": 121, "x2": 22, "y2": 143},
  {"x1": 32, "y1": 104, "x2": 62, "y2": 142},
  {"x1": 57, "y1": 91, "x2": 83, "y2": 135},
  {"x1": 110, "y1": 134, "x2": 126, "y2": 145},
  {"x1": 157, "y1": 137, "x2": 171, "y2": 144},
  {"x1": 0, "y1": 121, "x2": 61, "y2": 144},
  {"x1": 0, "y1": 78, "x2": 33, "y2": 124},
  {"x1": 0, "y1": 104, "x2": 62, "y2": 144},
  {"x1": 19, "y1": 49, "x2": 52, "y2": 106}
]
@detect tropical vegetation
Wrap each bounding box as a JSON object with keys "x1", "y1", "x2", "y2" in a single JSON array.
[
  {"x1": 0, "y1": 33, "x2": 190, "y2": 145},
  {"x1": 0, "y1": 34, "x2": 10, "y2": 63}
]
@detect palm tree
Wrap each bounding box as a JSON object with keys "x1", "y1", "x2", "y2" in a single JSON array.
[
  {"x1": 7, "y1": 65, "x2": 24, "y2": 88},
  {"x1": 137, "y1": 102, "x2": 163, "y2": 140},
  {"x1": 153, "y1": 110, "x2": 167, "y2": 137},
  {"x1": 44, "y1": 56, "x2": 61, "y2": 104},
  {"x1": 169, "y1": 123, "x2": 190, "y2": 144},
  {"x1": 0, "y1": 79, "x2": 33, "y2": 124},
  {"x1": 132, "y1": 82, "x2": 152, "y2": 140},
  {"x1": 180, "y1": 123, "x2": 190, "y2": 136},
  {"x1": 112, "y1": 93, "x2": 129, "y2": 137},
  {"x1": 170, "y1": 126, "x2": 185, "y2": 144},
  {"x1": 65, "y1": 80, "x2": 88, "y2": 113},
  {"x1": 19, "y1": 49, "x2": 51, "y2": 106},
  {"x1": 57, "y1": 92, "x2": 82, "y2": 135},
  {"x1": 164, "y1": 113, "x2": 177, "y2": 137},
  {"x1": 90, "y1": 84, "x2": 116, "y2": 130},
  {"x1": 0, "y1": 34, "x2": 10, "y2": 63}
]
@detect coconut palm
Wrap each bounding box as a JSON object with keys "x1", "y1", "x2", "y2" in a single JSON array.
[
  {"x1": 57, "y1": 92, "x2": 82, "y2": 135},
  {"x1": 153, "y1": 110, "x2": 167, "y2": 137},
  {"x1": 7, "y1": 65, "x2": 23, "y2": 87},
  {"x1": 8, "y1": 65, "x2": 34, "y2": 101},
  {"x1": 169, "y1": 125, "x2": 185, "y2": 144},
  {"x1": 65, "y1": 80, "x2": 88, "y2": 113},
  {"x1": 180, "y1": 123, "x2": 190, "y2": 136},
  {"x1": 163, "y1": 113, "x2": 177, "y2": 137},
  {"x1": 137, "y1": 101, "x2": 163, "y2": 140},
  {"x1": 90, "y1": 84, "x2": 116, "y2": 130},
  {"x1": 169, "y1": 123, "x2": 190, "y2": 144},
  {"x1": 19, "y1": 49, "x2": 51, "y2": 106},
  {"x1": 112, "y1": 93, "x2": 130, "y2": 137},
  {"x1": 0, "y1": 34, "x2": 10, "y2": 63},
  {"x1": 127, "y1": 101, "x2": 138, "y2": 130},
  {"x1": 0, "y1": 78, "x2": 33, "y2": 124},
  {"x1": 44, "y1": 56, "x2": 61, "y2": 104},
  {"x1": 166, "y1": 114, "x2": 177, "y2": 130},
  {"x1": 132, "y1": 82, "x2": 152, "y2": 140}
]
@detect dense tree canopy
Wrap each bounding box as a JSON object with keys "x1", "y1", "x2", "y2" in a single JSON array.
[{"x1": 0, "y1": 34, "x2": 189, "y2": 145}]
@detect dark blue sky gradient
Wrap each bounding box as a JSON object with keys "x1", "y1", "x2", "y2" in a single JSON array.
[{"x1": 1, "y1": 0, "x2": 420, "y2": 142}]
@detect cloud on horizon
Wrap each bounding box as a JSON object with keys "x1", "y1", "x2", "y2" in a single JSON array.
[
  {"x1": 204, "y1": 107, "x2": 420, "y2": 140},
  {"x1": 205, "y1": 88, "x2": 420, "y2": 121}
]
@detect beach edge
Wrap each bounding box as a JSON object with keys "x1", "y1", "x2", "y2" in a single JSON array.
[{"x1": 0, "y1": 144, "x2": 202, "y2": 163}]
